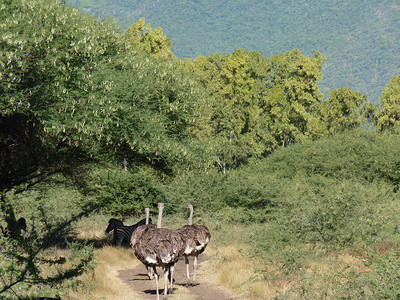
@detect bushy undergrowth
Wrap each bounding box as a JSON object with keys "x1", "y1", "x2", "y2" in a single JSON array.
[
  {"x1": 0, "y1": 180, "x2": 97, "y2": 298},
  {"x1": 5, "y1": 130, "x2": 400, "y2": 298},
  {"x1": 84, "y1": 164, "x2": 166, "y2": 215},
  {"x1": 166, "y1": 130, "x2": 400, "y2": 298}
]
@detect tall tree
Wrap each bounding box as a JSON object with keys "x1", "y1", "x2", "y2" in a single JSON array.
[
  {"x1": 0, "y1": 0, "x2": 205, "y2": 198},
  {"x1": 263, "y1": 49, "x2": 327, "y2": 146},
  {"x1": 375, "y1": 74, "x2": 400, "y2": 133},
  {"x1": 185, "y1": 49, "x2": 275, "y2": 172},
  {"x1": 321, "y1": 86, "x2": 376, "y2": 134},
  {"x1": 87, "y1": 52, "x2": 204, "y2": 172},
  {"x1": 125, "y1": 18, "x2": 174, "y2": 59},
  {"x1": 0, "y1": 0, "x2": 119, "y2": 296}
]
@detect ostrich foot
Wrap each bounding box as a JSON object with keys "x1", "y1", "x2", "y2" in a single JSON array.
[
  {"x1": 163, "y1": 288, "x2": 171, "y2": 295},
  {"x1": 191, "y1": 280, "x2": 198, "y2": 286}
]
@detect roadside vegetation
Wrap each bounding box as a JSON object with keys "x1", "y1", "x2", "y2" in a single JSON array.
[{"x1": 2, "y1": 1, "x2": 400, "y2": 299}]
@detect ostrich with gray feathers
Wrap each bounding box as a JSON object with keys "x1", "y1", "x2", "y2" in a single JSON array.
[
  {"x1": 176, "y1": 204, "x2": 211, "y2": 286},
  {"x1": 131, "y1": 203, "x2": 185, "y2": 300}
]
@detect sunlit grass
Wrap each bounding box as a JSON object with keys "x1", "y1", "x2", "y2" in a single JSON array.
[
  {"x1": 91, "y1": 246, "x2": 138, "y2": 299},
  {"x1": 204, "y1": 244, "x2": 291, "y2": 299},
  {"x1": 71, "y1": 215, "x2": 140, "y2": 299},
  {"x1": 72, "y1": 215, "x2": 392, "y2": 300},
  {"x1": 203, "y1": 239, "x2": 375, "y2": 299},
  {"x1": 73, "y1": 246, "x2": 141, "y2": 300}
]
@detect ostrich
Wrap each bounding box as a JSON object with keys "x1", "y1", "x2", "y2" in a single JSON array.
[
  {"x1": 176, "y1": 204, "x2": 211, "y2": 286},
  {"x1": 144, "y1": 207, "x2": 154, "y2": 280},
  {"x1": 131, "y1": 203, "x2": 185, "y2": 300}
]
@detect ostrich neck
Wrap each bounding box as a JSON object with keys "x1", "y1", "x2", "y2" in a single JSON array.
[
  {"x1": 188, "y1": 207, "x2": 193, "y2": 225},
  {"x1": 157, "y1": 206, "x2": 164, "y2": 228},
  {"x1": 145, "y1": 208, "x2": 149, "y2": 225}
]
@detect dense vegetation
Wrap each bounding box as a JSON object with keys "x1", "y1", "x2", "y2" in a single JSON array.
[
  {"x1": 66, "y1": 0, "x2": 400, "y2": 103},
  {"x1": 2, "y1": 0, "x2": 400, "y2": 298}
]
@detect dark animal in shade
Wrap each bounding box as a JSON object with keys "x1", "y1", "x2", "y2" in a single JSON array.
[
  {"x1": 105, "y1": 217, "x2": 151, "y2": 246},
  {"x1": 1, "y1": 217, "x2": 27, "y2": 239}
]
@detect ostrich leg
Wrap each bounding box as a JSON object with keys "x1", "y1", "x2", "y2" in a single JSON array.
[
  {"x1": 163, "y1": 266, "x2": 170, "y2": 295},
  {"x1": 153, "y1": 266, "x2": 160, "y2": 300},
  {"x1": 185, "y1": 256, "x2": 190, "y2": 286},
  {"x1": 170, "y1": 264, "x2": 175, "y2": 292},
  {"x1": 193, "y1": 252, "x2": 199, "y2": 285}
]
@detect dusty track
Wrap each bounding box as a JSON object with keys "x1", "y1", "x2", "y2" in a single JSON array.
[{"x1": 118, "y1": 255, "x2": 236, "y2": 300}]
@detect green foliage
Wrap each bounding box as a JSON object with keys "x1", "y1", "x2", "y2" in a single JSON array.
[
  {"x1": 263, "y1": 129, "x2": 400, "y2": 185},
  {"x1": 84, "y1": 165, "x2": 166, "y2": 215},
  {"x1": 185, "y1": 129, "x2": 400, "y2": 299},
  {"x1": 169, "y1": 130, "x2": 400, "y2": 252},
  {"x1": 1, "y1": 0, "x2": 206, "y2": 175},
  {"x1": 125, "y1": 18, "x2": 174, "y2": 59},
  {"x1": 321, "y1": 86, "x2": 376, "y2": 134},
  {"x1": 164, "y1": 168, "x2": 226, "y2": 215},
  {"x1": 349, "y1": 252, "x2": 400, "y2": 299},
  {"x1": 185, "y1": 48, "x2": 276, "y2": 171},
  {"x1": 375, "y1": 74, "x2": 400, "y2": 133},
  {"x1": 264, "y1": 49, "x2": 327, "y2": 145},
  {"x1": 0, "y1": 0, "x2": 121, "y2": 119},
  {"x1": 289, "y1": 178, "x2": 396, "y2": 247},
  {"x1": 184, "y1": 48, "x2": 331, "y2": 171},
  {"x1": 89, "y1": 55, "x2": 205, "y2": 170},
  {"x1": 0, "y1": 192, "x2": 95, "y2": 298}
]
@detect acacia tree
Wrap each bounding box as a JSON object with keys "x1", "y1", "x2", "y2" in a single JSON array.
[
  {"x1": 87, "y1": 51, "x2": 205, "y2": 173},
  {"x1": 321, "y1": 86, "x2": 376, "y2": 134},
  {"x1": 1, "y1": 0, "x2": 205, "y2": 217},
  {"x1": 0, "y1": 0, "x2": 125, "y2": 296},
  {"x1": 375, "y1": 74, "x2": 400, "y2": 133},
  {"x1": 0, "y1": 0, "x2": 202, "y2": 296}
]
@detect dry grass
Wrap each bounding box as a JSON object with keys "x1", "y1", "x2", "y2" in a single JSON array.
[
  {"x1": 71, "y1": 215, "x2": 143, "y2": 299},
  {"x1": 202, "y1": 243, "x2": 372, "y2": 300},
  {"x1": 74, "y1": 246, "x2": 142, "y2": 300},
  {"x1": 203, "y1": 244, "x2": 292, "y2": 300},
  {"x1": 71, "y1": 217, "x2": 373, "y2": 300}
]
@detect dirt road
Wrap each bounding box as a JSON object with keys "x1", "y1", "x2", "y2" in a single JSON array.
[{"x1": 118, "y1": 255, "x2": 236, "y2": 300}]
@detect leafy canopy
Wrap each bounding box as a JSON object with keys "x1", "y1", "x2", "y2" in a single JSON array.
[
  {"x1": 375, "y1": 74, "x2": 400, "y2": 133},
  {"x1": 184, "y1": 49, "x2": 276, "y2": 172},
  {"x1": 321, "y1": 86, "x2": 376, "y2": 134},
  {"x1": 125, "y1": 17, "x2": 174, "y2": 59}
]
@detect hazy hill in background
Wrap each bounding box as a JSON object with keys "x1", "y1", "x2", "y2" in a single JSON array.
[{"x1": 66, "y1": 0, "x2": 400, "y2": 104}]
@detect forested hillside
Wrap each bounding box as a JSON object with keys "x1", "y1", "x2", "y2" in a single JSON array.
[
  {"x1": 66, "y1": 0, "x2": 400, "y2": 103},
  {"x1": 2, "y1": 0, "x2": 400, "y2": 298}
]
